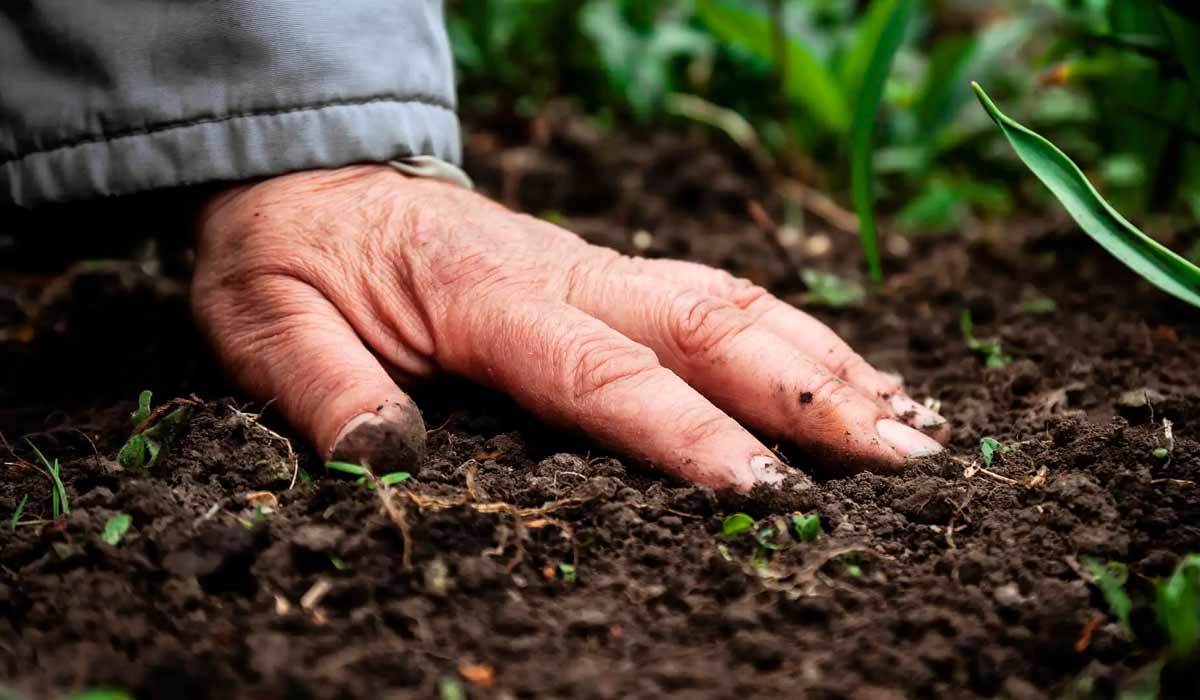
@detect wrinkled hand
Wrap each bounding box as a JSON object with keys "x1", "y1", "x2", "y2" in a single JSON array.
[{"x1": 192, "y1": 165, "x2": 946, "y2": 491}]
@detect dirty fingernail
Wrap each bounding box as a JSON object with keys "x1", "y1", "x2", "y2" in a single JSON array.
[
  {"x1": 889, "y1": 394, "x2": 950, "y2": 443},
  {"x1": 876, "y1": 418, "x2": 944, "y2": 459},
  {"x1": 748, "y1": 455, "x2": 813, "y2": 490},
  {"x1": 331, "y1": 400, "x2": 427, "y2": 475}
]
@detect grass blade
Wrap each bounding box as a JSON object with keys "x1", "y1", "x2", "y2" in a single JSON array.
[
  {"x1": 849, "y1": 0, "x2": 913, "y2": 283},
  {"x1": 973, "y1": 82, "x2": 1200, "y2": 308},
  {"x1": 11, "y1": 494, "x2": 28, "y2": 530},
  {"x1": 694, "y1": 0, "x2": 849, "y2": 133}
]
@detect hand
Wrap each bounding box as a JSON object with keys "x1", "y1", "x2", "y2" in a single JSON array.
[{"x1": 191, "y1": 165, "x2": 946, "y2": 492}]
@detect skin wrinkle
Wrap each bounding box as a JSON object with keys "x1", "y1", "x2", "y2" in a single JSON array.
[
  {"x1": 191, "y1": 165, "x2": 948, "y2": 491},
  {"x1": 668, "y1": 293, "x2": 753, "y2": 360}
]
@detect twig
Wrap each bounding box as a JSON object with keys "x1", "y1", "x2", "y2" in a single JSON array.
[
  {"x1": 132, "y1": 395, "x2": 202, "y2": 435},
  {"x1": 231, "y1": 405, "x2": 300, "y2": 489},
  {"x1": 780, "y1": 180, "x2": 860, "y2": 236},
  {"x1": 366, "y1": 471, "x2": 414, "y2": 570}
]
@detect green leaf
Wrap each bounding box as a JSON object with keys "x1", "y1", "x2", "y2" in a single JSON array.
[
  {"x1": 792, "y1": 513, "x2": 821, "y2": 542},
  {"x1": 132, "y1": 390, "x2": 153, "y2": 426},
  {"x1": 1083, "y1": 556, "x2": 1133, "y2": 635},
  {"x1": 800, "y1": 269, "x2": 865, "y2": 308},
  {"x1": 721, "y1": 512, "x2": 755, "y2": 538},
  {"x1": 102, "y1": 513, "x2": 132, "y2": 546},
  {"x1": 66, "y1": 691, "x2": 134, "y2": 700},
  {"x1": 10, "y1": 494, "x2": 28, "y2": 530},
  {"x1": 439, "y1": 677, "x2": 466, "y2": 700},
  {"x1": 1156, "y1": 553, "x2": 1200, "y2": 657},
  {"x1": 841, "y1": 0, "x2": 904, "y2": 106},
  {"x1": 325, "y1": 461, "x2": 370, "y2": 477},
  {"x1": 973, "y1": 83, "x2": 1200, "y2": 308},
  {"x1": 378, "y1": 472, "x2": 412, "y2": 486},
  {"x1": 849, "y1": 0, "x2": 913, "y2": 283},
  {"x1": 117, "y1": 435, "x2": 147, "y2": 470},
  {"x1": 979, "y1": 437, "x2": 1000, "y2": 467},
  {"x1": 27, "y1": 440, "x2": 68, "y2": 517},
  {"x1": 694, "y1": 0, "x2": 849, "y2": 133},
  {"x1": 558, "y1": 562, "x2": 578, "y2": 584}
]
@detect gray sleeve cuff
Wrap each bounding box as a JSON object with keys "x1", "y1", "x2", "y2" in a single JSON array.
[
  {"x1": 0, "y1": 1, "x2": 462, "y2": 208},
  {"x1": 390, "y1": 155, "x2": 474, "y2": 189}
]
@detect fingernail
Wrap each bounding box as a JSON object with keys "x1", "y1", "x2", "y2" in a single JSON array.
[
  {"x1": 331, "y1": 401, "x2": 427, "y2": 475},
  {"x1": 889, "y1": 394, "x2": 950, "y2": 444},
  {"x1": 748, "y1": 455, "x2": 814, "y2": 490},
  {"x1": 876, "y1": 418, "x2": 944, "y2": 459}
]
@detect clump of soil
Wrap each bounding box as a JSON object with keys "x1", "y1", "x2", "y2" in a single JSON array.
[{"x1": 3, "y1": 113, "x2": 1200, "y2": 699}]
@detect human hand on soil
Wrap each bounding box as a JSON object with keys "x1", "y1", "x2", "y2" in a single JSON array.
[{"x1": 192, "y1": 165, "x2": 947, "y2": 492}]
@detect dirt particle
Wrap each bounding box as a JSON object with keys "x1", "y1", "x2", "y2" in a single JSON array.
[{"x1": 799, "y1": 392, "x2": 814, "y2": 404}]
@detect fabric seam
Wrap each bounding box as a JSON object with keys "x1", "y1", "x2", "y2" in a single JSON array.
[{"x1": 0, "y1": 95, "x2": 456, "y2": 166}]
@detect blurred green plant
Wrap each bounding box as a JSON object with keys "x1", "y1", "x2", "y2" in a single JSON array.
[{"x1": 446, "y1": 0, "x2": 1200, "y2": 279}]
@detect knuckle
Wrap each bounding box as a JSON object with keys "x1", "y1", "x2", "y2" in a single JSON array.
[
  {"x1": 826, "y1": 350, "x2": 872, "y2": 383},
  {"x1": 669, "y1": 293, "x2": 750, "y2": 357},
  {"x1": 566, "y1": 331, "x2": 661, "y2": 401},
  {"x1": 712, "y1": 272, "x2": 771, "y2": 311},
  {"x1": 807, "y1": 372, "x2": 859, "y2": 410}
]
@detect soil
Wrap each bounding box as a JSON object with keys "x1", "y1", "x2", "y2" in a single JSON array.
[{"x1": 3, "y1": 111, "x2": 1200, "y2": 699}]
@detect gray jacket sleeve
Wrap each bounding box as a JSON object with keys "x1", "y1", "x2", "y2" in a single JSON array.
[{"x1": 0, "y1": 1, "x2": 461, "y2": 208}]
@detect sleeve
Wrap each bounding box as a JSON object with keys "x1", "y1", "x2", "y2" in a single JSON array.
[{"x1": 0, "y1": 1, "x2": 462, "y2": 208}]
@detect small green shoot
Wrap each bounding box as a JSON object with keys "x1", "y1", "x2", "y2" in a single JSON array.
[
  {"x1": 1156, "y1": 554, "x2": 1200, "y2": 658},
  {"x1": 325, "y1": 461, "x2": 411, "y2": 489},
  {"x1": 846, "y1": 563, "x2": 863, "y2": 577},
  {"x1": 10, "y1": 494, "x2": 28, "y2": 530},
  {"x1": 329, "y1": 555, "x2": 349, "y2": 571},
  {"x1": 558, "y1": 562, "x2": 578, "y2": 584},
  {"x1": 1018, "y1": 297, "x2": 1057, "y2": 315},
  {"x1": 800, "y1": 270, "x2": 866, "y2": 308},
  {"x1": 439, "y1": 676, "x2": 466, "y2": 700},
  {"x1": 722, "y1": 513, "x2": 755, "y2": 538},
  {"x1": 1083, "y1": 557, "x2": 1133, "y2": 635},
  {"x1": 117, "y1": 390, "x2": 194, "y2": 470},
  {"x1": 791, "y1": 513, "x2": 821, "y2": 542},
  {"x1": 1153, "y1": 447, "x2": 1170, "y2": 459},
  {"x1": 27, "y1": 439, "x2": 68, "y2": 518},
  {"x1": 750, "y1": 528, "x2": 780, "y2": 569},
  {"x1": 979, "y1": 436, "x2": 1002, "y2": 467},
  {"x1": 66, "y1": 691, "x2": 134, "y2": 700},
  {"x1": 961, "y1": 309, "x2": 1010, "y2": 367},
  {"x1": 102, "y1": 513, "x2": 132, "y2": 546}
]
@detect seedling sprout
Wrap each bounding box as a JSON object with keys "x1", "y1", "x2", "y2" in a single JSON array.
[
  {"x1": 102, "y1": 513, "x2": 133, "y2": 546},
  {"x1": 960, "y1": 309, "x2": 1010, "y2": 367},
  {"x1": 10, "y1": 494, "x2": 29, "y2": 530},
  {"x1": 325, "y1": 461, "x2": 411, "y2": 489},
  {"x1": 26, "y1": 439, "x2": 68, "y2": 518}
]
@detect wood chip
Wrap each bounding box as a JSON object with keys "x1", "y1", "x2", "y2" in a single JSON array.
[{"x1": 457, "y1": 661, "x2": 495, "y2": 688}]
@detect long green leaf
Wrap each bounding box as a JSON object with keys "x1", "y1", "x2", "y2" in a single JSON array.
[
  {"x1": 973, "y1": 82, "x2": 1200, "y2": 308},
  {"x1": 849, "y1": 0, "x2": 913, "y2": 283},
  {"x1": 694, "y1": 0, "x2": 849, "y2": 133},
  {"x1": 841, "y1": 0, "x2": 903, "y2": 105}
]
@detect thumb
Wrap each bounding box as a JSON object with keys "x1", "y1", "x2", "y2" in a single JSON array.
[{"x1": 193, "y1": 275, "x2": 425, "y2": 474}]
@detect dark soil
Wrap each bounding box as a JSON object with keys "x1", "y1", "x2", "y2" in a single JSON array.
[{"x1": 3, "y1": 113, "x2": 1200, "y2": 699}]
